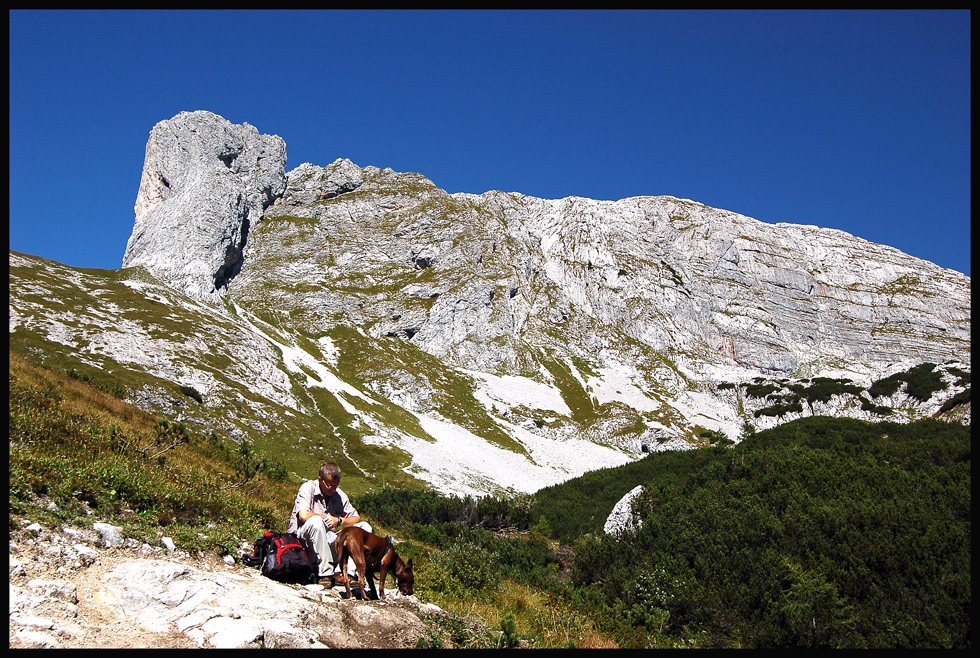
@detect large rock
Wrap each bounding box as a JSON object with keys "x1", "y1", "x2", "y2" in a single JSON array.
[
  {"x1": 8, "y1": 519, "x2": 431, "y2": 649},
  {"x1": 101, "y1": 558, "x2": 426, "y2": 648},
  {"x1": 103, "y1": 559, "x2": 328, "y2": 647},
  {"x1": 604, "y1": 485, "x2": 644, "y2": 536},
  {"x1": 122, "y1": 111, "x2": 287, "y2": 299}
]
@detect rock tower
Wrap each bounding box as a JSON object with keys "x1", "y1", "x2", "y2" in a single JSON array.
[{"x1": 122, "y1": 111, "x2": 287, "y2": 299}]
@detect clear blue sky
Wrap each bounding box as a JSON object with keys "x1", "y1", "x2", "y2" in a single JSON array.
[{"x1": 9, "y1": 10, "x2": 971, "y2": 276}]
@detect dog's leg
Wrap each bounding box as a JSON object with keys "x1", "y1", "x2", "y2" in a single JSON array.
[
  {"x1": 352, "y1": 546, "x2": 369, "y2": 601},
  {"x1": 332, "y1": 531, "x2": 348, "y2": 585},
  {"x1": 378, "y1": 562, "x2": 388, "y2": 600},
  {"x1": 365, "y1": 568, "x2": 378, "y2": 600},
  {"x1": 338, "y1": 537, "x2": 355, "y2": 601}
]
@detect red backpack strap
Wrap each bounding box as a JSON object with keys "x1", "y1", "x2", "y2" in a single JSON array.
[{"x1": 274, "y1": 536, "x2": 305, "y2": 565}]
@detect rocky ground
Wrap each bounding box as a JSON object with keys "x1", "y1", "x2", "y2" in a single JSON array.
[{"x1": 9, "y1": 508, "x2": 444, "y2": 649}]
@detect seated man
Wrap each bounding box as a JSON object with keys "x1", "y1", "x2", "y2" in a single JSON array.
[{"x1": 287, "y1": 461, "x2": 372, "y2": 584}]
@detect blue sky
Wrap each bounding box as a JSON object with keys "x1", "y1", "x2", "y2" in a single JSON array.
[{"x1": 9, "y1": 10, "x2": 971, "y2": 276}]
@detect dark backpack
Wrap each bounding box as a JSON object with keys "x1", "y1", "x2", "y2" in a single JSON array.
[{"x1": 242, "y1": 531, "x2": 318, "y2": 585}]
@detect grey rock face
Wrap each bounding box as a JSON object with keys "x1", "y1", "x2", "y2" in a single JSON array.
[
  {"x1": 122, "y1": 111, "x2": 287, "y2": 299},
  {"x1": 251, "y1": 161, "x2": 970, "y2": 381},
  {"x1": 604, "y1": 485, "x2": 644, "y2": 536},
  {"x1": 272, "y1": 159, "x2": 364, "y2": 211},
  {"x1": 8, "y1": 111, "x2": 971, "y2": 499}
]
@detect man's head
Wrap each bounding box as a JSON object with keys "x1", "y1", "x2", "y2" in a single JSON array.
[{"x1": 318, "y1": 462, "x2": 342, "y2": 498}]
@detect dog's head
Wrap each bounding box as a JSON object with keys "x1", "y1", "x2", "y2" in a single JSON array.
[{"x1": 394, "y1": 556, "x2": 415, "y2": 596}]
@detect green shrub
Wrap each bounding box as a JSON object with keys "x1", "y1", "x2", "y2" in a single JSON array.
[
  {"x1": 860, "y1": 398, "x2": 893, "y2": 415},
  {"x1": 540, "y1": 416, "x2": 970, "y2": 648},
  {"x1": 178, "y1": 384, "x2": 203, "y2": 403},
  {"x1": 64, "y1": 367, "x2": 93, "y2": 383},
  {"x1": 802, "y1": 377, "x2": 863, "y2": 404},
  {"x1": 868, "y1": 363, "x2": 945, "y2": 402},
  {"x1": 902, "y1": 363, "x2": 944, "y2": 402},
  {"x1": 358, "y1": 488, "x2": 532, "y2": 531},
  {"x1": 415, "y1": 610, "x2": 496, "y2": 649},
  {"x1": 261, "y1": 455, "x2": 290, "y2": 481},
  {"x1": 868, "y1": 374, "x2": 904, "y2": 398},
  {"x1": 498, "y1": 613, "x2": 521, "y2": 648},
  {"x1": 937, "y1": 387, "x2": 970, "y2": 414},
  {"x1": 431, "y1": 539, "x2": 500, "y2": 591},
  {"x1": 699, "y1": 428, "x2": 733, "y2": 446},
  {"x1": 744, "y1": 383, "x2": 780, "y2": 398},
  {"x1": 754, "y1": 399, "x2": 804, "y2": 418}
]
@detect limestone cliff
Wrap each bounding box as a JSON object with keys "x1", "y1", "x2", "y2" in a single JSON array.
[
  {"x1": 8, "y1": 110, "x2": 970, "y2": 498},
  {"x1": 122, "y1": 111, "x2": 287, "y2": 299},
  {"x1": 246, "y1": 160, "x2": 969, "y2": 383}
]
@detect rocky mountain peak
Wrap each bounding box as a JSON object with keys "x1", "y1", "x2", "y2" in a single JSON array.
[
  {"x1": 9, "y1": 110, "x2": 969, "y2": 499},
  {"x1": 122, "y1": 111, "x2": 287, "y2": 299}
]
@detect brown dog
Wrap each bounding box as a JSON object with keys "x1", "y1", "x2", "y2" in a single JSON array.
[{"x1": 332, "y1": 526, "x2": 414, "y2": 601}]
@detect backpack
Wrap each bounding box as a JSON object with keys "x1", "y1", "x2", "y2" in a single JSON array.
[{"x1": 242, "y1": 531, "x2": 318, "y2": 585}]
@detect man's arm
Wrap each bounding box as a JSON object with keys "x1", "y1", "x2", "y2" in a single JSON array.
[
  {"x1": 336, "y1": 513, "x2": 361, "y2": 529},
  {"x1": 297, "y1": 509, "x2": 320, "y2": 525},
  {"x1": 297, "y1": 509, "x2": 360, "y2": 530}
]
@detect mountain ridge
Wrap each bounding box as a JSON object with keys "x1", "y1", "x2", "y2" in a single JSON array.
[{"x1": 9, "y1": 110, "x2": 970, "y2": 498}]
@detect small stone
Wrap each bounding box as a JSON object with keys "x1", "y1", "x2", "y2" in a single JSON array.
[
  {"x1": 10, "y1": 555, "x2": 26, "y2": 576},
  {"x1": 93, "y1": 522, "x2": 125, "y2": 547},
  {"x1": 62, "y1": 527, "x2": 85, "y2": 541},
  {"x1": 11, "y1": 614, "x2": 56, "y2": 629},
  {"x1": 27, "y1": 578, "x2": 78, "y2": 603},
  {"x1": 73, "y1": 544, "x2": 98, "y2": 564}
]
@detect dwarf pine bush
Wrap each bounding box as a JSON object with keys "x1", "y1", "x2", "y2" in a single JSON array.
[{"x1": 365, "y1": 415, "x2": 970, "y2": 649}]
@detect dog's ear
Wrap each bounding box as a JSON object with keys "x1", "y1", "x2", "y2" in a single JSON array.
[{"x1": 407, "y1": 558, "x2": 413, "y2": 570}]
